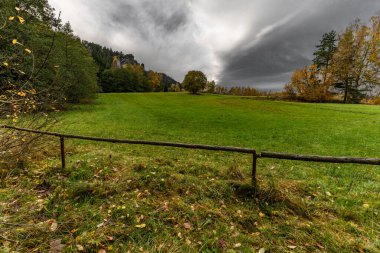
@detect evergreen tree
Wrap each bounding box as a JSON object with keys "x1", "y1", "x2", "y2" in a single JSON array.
[
  {"x1": 313, "y1": 30, "x2": 337, "y2": 70},
  {"x1": 312, "y1": 31, "x2": 337, "y2": 94}
]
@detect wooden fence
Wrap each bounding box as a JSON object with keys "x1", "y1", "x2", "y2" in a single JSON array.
[{"x1": 3, "y1": 125, "x2": 380, "y2": 189}]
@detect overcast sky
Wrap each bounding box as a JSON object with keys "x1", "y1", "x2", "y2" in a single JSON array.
[{"x1": 49, "y1": 0, "x2": 380, "y2": 90}]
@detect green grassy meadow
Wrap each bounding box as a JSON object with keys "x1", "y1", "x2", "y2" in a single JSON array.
[
  {"x1": 1, "y1": 93, "x2": 380, "y2": 252},
  {"x1": 59, "y1": 93, "x2": 380, "y2": 157}
]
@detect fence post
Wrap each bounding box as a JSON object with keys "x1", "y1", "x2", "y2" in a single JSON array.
[
  {"x1": 252, "y1": 151, "x2": 258, "y2": 190},
  {"x1": 60, "y1": 136, "x2": 65, "y2": 170}
]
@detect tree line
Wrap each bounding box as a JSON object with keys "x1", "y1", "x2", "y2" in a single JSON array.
[
  {"x1": 84, "y1": 42, "x2": 179, "y2": 93},
  {"x1": 283, "y1": 15, "x2": 380, "y2": 103}
]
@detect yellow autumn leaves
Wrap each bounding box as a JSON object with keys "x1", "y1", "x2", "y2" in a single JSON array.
[
  {"x1": 3, "y1": 47, "x2": 32, "y2": 69},
  {"x1": 7, "y1": 8, "x2": 26, "y2": 53},
  {"x1": 10, "y1": 39, "x2": 32, "y2": 53},
  {"x1": 8, "y1": 16, "x2": 25, "y2": 24},
  {"x1": 17, "y1": 91, "x2": 26, "y2": 97},
  {"x1": 8, "y1": 6, "x2": 24, "y2": 24}
]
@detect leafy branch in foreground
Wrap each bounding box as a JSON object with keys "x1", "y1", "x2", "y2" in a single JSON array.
[{"x1": 1, "y1": 0, "x2": 101, "y2": 168}]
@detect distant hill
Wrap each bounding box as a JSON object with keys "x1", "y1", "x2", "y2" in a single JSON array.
[{"x1": 82, "y1": 41, "x2": 179, "y2": 91}]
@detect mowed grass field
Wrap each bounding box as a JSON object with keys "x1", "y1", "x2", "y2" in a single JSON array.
[
  {"x1": 1, "y1": 93, "x2": 380, "y2": 252},
  {"x1": 60, "y1": 93, "x2": 380, "y2": 157}
]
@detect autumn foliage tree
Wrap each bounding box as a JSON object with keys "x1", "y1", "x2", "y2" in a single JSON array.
[
  {"x1": 284, "y1": 15, "x2": 380, "y2": 103},
  {"x1": 182, "y1": 70, "x2": 207, "y2": 94},
  {"x1": 284, "y1": 65, "x2": 329, "y2": 102}
]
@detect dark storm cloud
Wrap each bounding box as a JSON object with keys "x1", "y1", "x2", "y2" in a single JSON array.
[
  {"x1": 219, "y1": 0, "x2": 380, "y2": 89},
  {"x1": 49, "y1": 0, "x2": 380, "y2": 89}
]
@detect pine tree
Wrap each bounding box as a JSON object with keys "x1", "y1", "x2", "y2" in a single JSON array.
[
  {"x1": 312, "y1": 31, "x2": 337, "y2": 95},
  {"x1": 313, "y1": 30, "x2": 337, "y2": 70}
]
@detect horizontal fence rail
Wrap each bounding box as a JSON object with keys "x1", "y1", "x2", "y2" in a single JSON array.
[
  {"x1": 261, "y1": 152, "x2": 380, "y2": 165},
  {"x1": 2, "y1": 125, "x2": 256, "y2": 154},
  {"x1": 2, "y1": 125, "x2": 380, "y2": 189}
]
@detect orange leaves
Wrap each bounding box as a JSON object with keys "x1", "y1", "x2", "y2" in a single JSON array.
[{"x1": 284, "y1": 64, "x2": 330, "y2": 102}]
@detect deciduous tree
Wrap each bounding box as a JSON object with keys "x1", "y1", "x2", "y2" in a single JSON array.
[
  {"x1": 182, "y1": 70, "x2": 207, "y2": 94},
  {"x1": 284, "y1": 65, "x2": 329, "y2": 102},
  {"x1": 331, "y1": 20, "x2": 376, "y2": 103}
]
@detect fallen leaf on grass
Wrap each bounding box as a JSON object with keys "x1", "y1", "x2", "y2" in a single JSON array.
[
  {"x1": 252, "y1": 232, "x2": 260, "y2": 237},
  {"x1": 288, "y1": 245, "x2": 297, "y2": 249},
  {"x1": 135, "y1": 224, "x2": 146, "y2": 228},
  {"x1": 316, "y1": 243, "x2": 325, "y2": 250},
  {"x1": 183, "y1": 223, "x2": 192, "y2": 229},
  {"x1": 49, "y1": 239, "x2": 64, "y2": 253},
  {"x1": 233, "y1": 243, "x2": 241, "y2": 248},
  {"x1": 218, "y1": 239, "x2": 227, "y2": 249},
  {"x1": 157, "y1": 244, "x2": 165, "y2": 251},
  {"x1": 76, "y1": 245, "x2": 84, "y2": 251},
  {"x1": 50, "y1": 222, "x2": 58, "y2": 232},
  {"x1": 98, "y1": 249, "x2": 106, "y2": 253},
  {"x1": 258, "y1": 248, "x2": 266, "y2": 253}
]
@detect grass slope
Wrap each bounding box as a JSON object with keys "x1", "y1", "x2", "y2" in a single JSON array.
[{"x1": 1, "y1": 93, "x2": 379, "y2": 252}]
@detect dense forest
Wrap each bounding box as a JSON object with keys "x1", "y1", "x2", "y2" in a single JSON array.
[{"x1": 84, "y1": 41, "x2": 179, "y2": 93}]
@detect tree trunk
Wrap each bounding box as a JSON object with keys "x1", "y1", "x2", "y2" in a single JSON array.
[{"x1": 343, "y1": 81, "x2": 348, "y2": 103}]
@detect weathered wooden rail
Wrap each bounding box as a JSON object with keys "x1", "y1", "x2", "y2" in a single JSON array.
[{"x1": 3, "y1": 125, "x2": 380, "y2": 189}]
